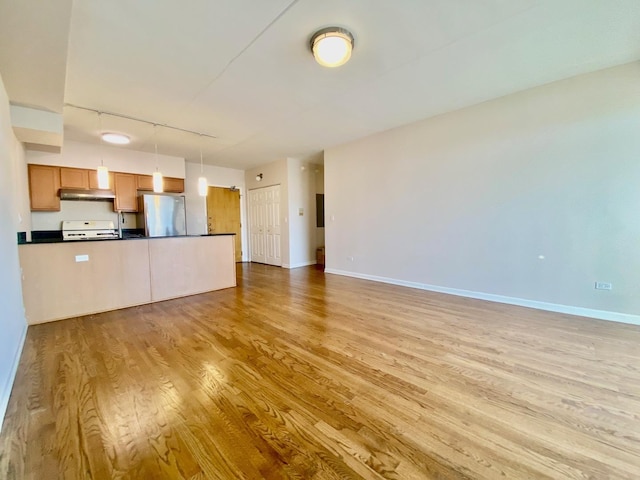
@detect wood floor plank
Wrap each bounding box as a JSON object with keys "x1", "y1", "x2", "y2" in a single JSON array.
[{"x1": 1, "y1": 263, "x2": 640, "y2": 479}]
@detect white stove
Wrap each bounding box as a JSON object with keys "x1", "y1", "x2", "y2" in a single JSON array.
[{"x1": 62, "y1": 220, "x2": 119, "y2": 241}]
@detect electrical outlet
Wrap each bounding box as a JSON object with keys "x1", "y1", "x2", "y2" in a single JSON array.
[
  {"x1": 75, "y1": 254, "x2": 89, "y2": 262},
  {"x1": 347, "y1": 256, "x2": 354, "y2": 262},
  {"x1": 595, "y1": 282, "x2": 612, "y2": 291}
]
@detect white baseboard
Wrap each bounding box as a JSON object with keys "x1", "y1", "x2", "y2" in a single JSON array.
[
  {"x1": 0, "y1": 323, "x2": 27, "y2": 433},
  {"x1": 324, "y1": 268, "x2": 640, "y2": 326},
  {"x1": 283, "y1": 260, "x2": 317, "y2": 269}
]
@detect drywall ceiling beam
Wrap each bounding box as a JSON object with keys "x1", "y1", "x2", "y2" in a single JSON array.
[{"x1": 10, "y1": 105, "x2": 63, "y2": 153}]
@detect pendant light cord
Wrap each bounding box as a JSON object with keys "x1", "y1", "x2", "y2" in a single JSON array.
[
  {"x1": 154, "y1": 124, "x2": 159, "y2": 172},
  {"x1": 200, "y1": 134, "x2": 204, "y2": 174},
  {"x1": 98, "y1": 112, "x2": 104, "y2": 166}
]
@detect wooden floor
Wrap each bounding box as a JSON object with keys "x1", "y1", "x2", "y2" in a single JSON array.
[{"x1": 1, "y1": 264, "x2": 640, "y2": 479}]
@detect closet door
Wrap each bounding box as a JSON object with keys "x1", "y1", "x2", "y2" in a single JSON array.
[
  {"x1": 248, "y1": 185, "x2": 282, "y2": 266},
  {"x1": 264, "y1": 185, "x2": 282, "y2": 266},
  {"x1": 249, "y1": 188, "x2": 266, "y2": 264}
]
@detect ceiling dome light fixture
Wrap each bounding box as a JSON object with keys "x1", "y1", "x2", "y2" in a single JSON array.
[
  {"x1": 102, "y1": 132, "x2": 130, "y2": 145},
  {"x1": 310, "y1": 27, "x2": 354, "y2": 68}
]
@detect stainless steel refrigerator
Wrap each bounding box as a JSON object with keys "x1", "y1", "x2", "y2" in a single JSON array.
[{"x1": 137, "y1": 194, "x2": 187, "y2": 237}]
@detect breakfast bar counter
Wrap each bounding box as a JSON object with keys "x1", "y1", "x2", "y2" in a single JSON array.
[{"x1": 18, "y1": 234, "x2": 236, "y2": 325}]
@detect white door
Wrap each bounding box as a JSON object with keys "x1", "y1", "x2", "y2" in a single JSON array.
[
  {"x1": 265, "y1": 185, "x2": 282, "y2": 266},
  {"x1": 249, "y1": 189, "x2": 266, "y2": 264},
  {"x1": 248, "y1": 185, "x2": 281, "y2": 266}
]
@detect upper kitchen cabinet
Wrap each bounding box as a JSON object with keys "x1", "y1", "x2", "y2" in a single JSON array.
[
  {"x1": 137, "y1": 174, "x2": 184, "y2": 193},
  {"x1": 28, "y1": 164, "x2": 60, "y2": 211},
  {"x1": 60, "y1": 167, "x2": 90, "y2": 189},
  {"x1": 113, "y1": 173, "x2": 138, "y2": 212},
  {"x1": 136, "y1": 175, "x2": 153, "y2": 191},
  {"x1": 88, "y1": 169, "x2": 114, "y2": 190},
  {"x1": 164, "y1": 177, "x2": 185, "y2": 193}
]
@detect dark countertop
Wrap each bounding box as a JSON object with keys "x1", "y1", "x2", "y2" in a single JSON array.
[{"x1": 20, "y1": 233, "x2": 235, "y2": 245}]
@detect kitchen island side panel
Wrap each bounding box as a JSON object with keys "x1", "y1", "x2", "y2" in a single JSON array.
[
  {"x1": 148, "y1": 235, "x2": 236, "y2": 302},
  {"x1": 19, "y1": 240, "x2": 152, "y2": 324}
]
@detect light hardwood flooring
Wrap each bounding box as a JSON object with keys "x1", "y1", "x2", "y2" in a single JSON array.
[{"x1": 1, "y1": 263, "x2": 639, "y2": 479}]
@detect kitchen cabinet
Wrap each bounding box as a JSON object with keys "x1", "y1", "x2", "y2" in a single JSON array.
[
  {"x1": 60, "y1": 167, "x2": 90, "y2": 189},
  {"x1": 137, "y1": 174, "x2": 184, "y2": 193},
  {"x1": 28, "y1": 164, "x2": 60, "y2": 211},
  {"x1": 27, "y1": 164, "x2": 183, "y2": 213},
  {"x1": 88, "y1": 169, "x2": 114, "y2": 190},
  {"x1": 136, "y1": 174, "x2": 153, "y2": 191},
  {"x1": 113, "y1": 173, "x2": 138, "y2": 212},
  {"x1": 164, "y1": 177, "x2": 185, "y2": 193}
]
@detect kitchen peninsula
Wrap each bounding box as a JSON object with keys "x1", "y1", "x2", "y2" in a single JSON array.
[{"x1": 19, "y1": 234, "x2": 236, "y2": 324}]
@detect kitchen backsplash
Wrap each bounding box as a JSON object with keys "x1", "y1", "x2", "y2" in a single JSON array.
[{"x1": 30, "y1": 200, "x2": 138, "y2": 231}]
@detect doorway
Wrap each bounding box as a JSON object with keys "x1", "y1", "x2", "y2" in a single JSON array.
[
  {"x1": 206, "y1": 186, "x2": 242, "y2": 262},
  {"x1": 248, "y1": 184, "x2": 282, "y2": 266}
]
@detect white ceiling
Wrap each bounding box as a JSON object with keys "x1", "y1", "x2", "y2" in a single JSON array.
[{"x1": 1, "y1": 0, "x2": 640, "y2": 169}]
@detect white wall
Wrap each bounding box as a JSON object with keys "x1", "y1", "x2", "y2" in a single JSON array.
[
  {"x1": 0, "y1": 74, "x2": 28, "y2": 429},
  {"x1": 287, "y1": 158, "x2": 317, "y2": 268},
  {"x1": 27, "y1": 140, "x2": 185, "y2": 177},
  {"x1": 31, "y1": 200, "x2": 127, "y2": 231},
  {"x1": 184, "y1": 161, "x2": 248, "y2": 261},
  {"x1": 325, "y1": 62, "x2": 640, "y2": 324},
  {"x1": 12, "y1": 121, "x2": 31, "y2": 240}
]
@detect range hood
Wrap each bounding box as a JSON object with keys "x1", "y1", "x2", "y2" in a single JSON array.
[{"x1": 59, "y1": 189, "x2": 116, "y2": 201}]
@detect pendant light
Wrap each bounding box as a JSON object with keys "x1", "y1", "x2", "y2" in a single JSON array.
[
  {"x1": 96, "y1": 113, "x2": 110, "y2": 189},
  {"x1": 152, "y1": 124, "x2": 163, "y2": 193},
  {"x1": 197, "y1": 134, "x2": 208, "y2": 197}
]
